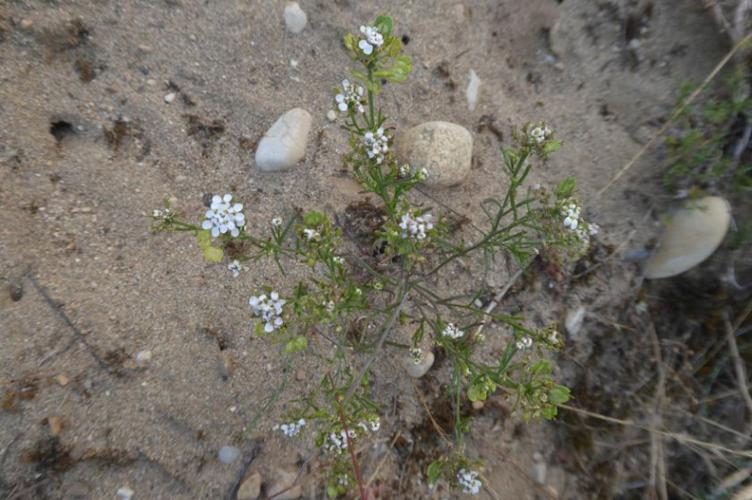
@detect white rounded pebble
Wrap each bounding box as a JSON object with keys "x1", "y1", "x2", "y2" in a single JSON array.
[
  {"x1": 135, "y1": 350, "x2": 152, "y2": 366},
  {"x1": 403, "y1": 351, "x2": 435, "y2": 378},
  {"x1": 218, "y1": 446, "x2": 241, "y2": 464},
  {"x1": 644, "y1": 196, "x2": 731, "y2": 279},
  {"x1": 164, "y1": 92, "x2": 176, "y2": 103},
  {"x1": 117, "y1": 487, "x2": 134, "y2": 500},
  {"x1": 284, "y1": 2, "x2": 307, "y2": 34},
  {"x1": 564, "y1": 306, "x2": 586, "y2": 337},
  {"x1": 255, "y1": 108, "x2": 312, "y2": 172},
  {"x1": 466, "y1": 69, "x2": 481, "y2": 111},
  {"x1": 326, "y1": 109, "x2": 337, "y2": 122}
]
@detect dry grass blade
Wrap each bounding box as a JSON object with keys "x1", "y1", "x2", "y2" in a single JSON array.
[
  {"x1": 723, "y1": 310, "x2": 752, "y2": 420},
  {"x1": 647, "y1": 320, "x2": 668, "y2": 500},
  {"x1": 594, "y1": 33, "x2": 752, "y2": 200}
]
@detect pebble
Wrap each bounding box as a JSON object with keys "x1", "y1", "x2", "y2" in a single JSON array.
[
  {"x1": 532, "y1": 461, "x2": 547, "y2": 485},
  {"x1": 218, "y1": 445, "x2": 241, "y2": 464},
  {"x1": 20, "y1": 19, "x2": 33, "y2": 29},
  {"x1": 466, "y1": 69, "x2": 481, "y2": 111},
  {"x1": 284, "y1": 2, "x2": 307, "y2": 34},
  {"x1": 237, "y1": 472, "x2": 262, "y2": 500},
  {"x1": 326, "y1": 109, "x2": 337, "y2": 122},
  {"x1": 395, "y1": 121, "x2": 473, "y2": 187},
  {"x1": 255, "y1": 108, "x2": 312, "y2": 172},
  {"x1": 644, "y1": 196, "x2": 731, "y2": 279},
  {"x1": 564, "y1": 306, "x2": 586, "y2": 337},
  {"x1": 135, "y1": 350, "x2": 152, "y2": 366},
  {"x1": 403, "y1": 351, "x2": 435, "y2": 378},
  {"x1": 267, "y1": 468, "x2": 302, "y2": 499},
  {"x1": 164, "y1": 92, "x2": 176, "y2": 104},
  {"x1": 47, "y1": 416, "x2": 63, "y2": 436},
  {"x1": 116, "y1": 487, "x2": 134, "y2": 500},
  {"x1": 55, "y1": 374, "x2": 70, "y2": 386},
  {"x1": 8, "y1": 281, "x2": 23, "y2": 301}
]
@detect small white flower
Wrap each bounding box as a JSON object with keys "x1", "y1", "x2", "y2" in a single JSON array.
[
  {"x1": 399, "y1": 164, "x2": 411, "y2": 177},
  {"x1": 334, "y1": 79, "x2": 365, "y2": 114},
  {"x1": 322, "y1": 429, "x2": 358, "y2": 454},
  {"x1": 516, "y1": 336, "x2": 533, "y2": 350},
  {"x1": 333, "y1": 256, "x2": 344, "y2": 265},
  {"x1": 227, "y1": 260, "x2": 242, "y2": 278},
  {"x1": 529, "y1": 123, "x2": 553, "y2": 145},
  {"x1": 441, "y1": 323, "x2": 465, "y2": 340},
  {"x1": 201, "y1": 194, "x2": 246, "y2": 238},
  {"x1": 271, "y1": 217, "x2": 283, "y2": 227},
  {"x1": 303, "y1": 228, "x2": 320, "y2": 241},
  {"x1": 249, "y1": 291, "x2": 286, "y2": 333},
  {"x1": 362, "y1": 127, "x2": 389, "y2": 164},
  {"x1": 398, "y1": 211, "x2": 434, "y2": 241},
  {"x1": 418, "y1": 167, "x2": 429, "y2": 180},
  {"x1": 358, "y1": 25, "x2": 384, "y2": 55},
  {"x1": 457, "y1": 469, "x2": 482, "y2": 495},
  {"x1": 274, "y1": 418, "x2": 306, "y2": 437}
]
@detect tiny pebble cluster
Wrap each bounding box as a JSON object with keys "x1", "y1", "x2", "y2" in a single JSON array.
[
  {"x1": 441, "y1": 323, "x2": 465, "y2": 340},
  {"x1": 457, "y1": 469, "x2": 482, "y2": 495},
  {"x1": 398, "y1": 211, "x2": 434, "y2": 241},
  {"x1": 249, "y1": 291, "x2": 286, "y2": 333},
  {"x1": 202, "y1": 194, "x2": 246, "y2": 238}
]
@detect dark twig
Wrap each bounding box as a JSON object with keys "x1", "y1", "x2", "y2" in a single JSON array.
[{"x1": 24, "y1": 271, "x2": 117, "y2": 376}]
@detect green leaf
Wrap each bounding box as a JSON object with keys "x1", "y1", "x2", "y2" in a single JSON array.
[
  {"x1": 554, "y1": 177, "x2": 576, "y2": 198},
  {"x1": 303, "y1": 210, "x2": 327, "y2": 227},
  {"x1": 374, "y1": 15, "x2": 393, "y2": 34},
  {"x1": 543, "y1": 139, "x2": 562, "y2": 154},
  {"x1": 196, "y1": 229, "x2": 212, "y2": 249},
  {"x1": 467, "y1": 384, "x2": 487, "y2": 402},
  {"x1": 326, "y1": 484, "x2": 339, "y2": 498},
  {"x1": 284, "y1": 336, "x2": 308, "y2": 353},
  {"x1": 549, "y1": 385, "x2": 571, "y2": 405},
  {"x1": 426, "y1": 460, "x2": 443, "y2": 484},
  {"x1": 202, "y1": 245, "x2": 224, "y2": 263},
  {"x1": 196, "y1": 230, "x2": 223, "y2": 262},
  {"x1": 343, "y1": 33, "x2": 358, "y2": 52}
]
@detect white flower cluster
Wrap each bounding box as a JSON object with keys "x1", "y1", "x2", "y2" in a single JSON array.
[
  {"x1": 442, "y1": 323, "x2": 465, "y2": 340},
  {"x1": 202, "y1": 194, "x2": 246, "y2": 238},
  {"x1": 271, "y1": 216, "x2": 283, "y2": 228},
  {"x1": 249, "y1": 292, "x2": 286, "y2": 333},
  {"x1": 152, "y1": 207, "x2": 173, "y2": 220},
  {"x1": 529, "y1": 124, "x2": 552, "y2": 145},
  {"x1": 398, "y1": 211, "x2": 434, "y2": 241},
  {"x1": 363, "y1": 127, "x2": 389, "y2": 164},
  {"x1": 457, "y1": 469, "x2": 482, "y2": 495},
  {"x1": 303, "y1": 228, "x2": 320, "y2": 241},
  {"x1": 228, "y1": 260, "x2": 242, "y2": 278},
  {"x1": 516, "y1": 336, "x2": 533, "y2": 350},
  {"x1": 358, "y1": 25, "x2": 384, "y2": 55},
  {"x1": 273, "y1": 418, "x2": 306, "y2": 438},
  {"x1": 357, "y1": 418, "x2": 380, "y2": 433},
  {"x1": 335, "y1": 79, "x2": 365, "y2": 114},
  {"x1": 559, "y1": 199, "x2": 599, "y2": 244},
  {"x1": 322, "y1": 429, "x2": 358, "y2": 454}
]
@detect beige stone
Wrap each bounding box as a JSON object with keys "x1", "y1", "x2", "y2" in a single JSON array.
[
  {"x1": 644, "y1": 196, "x2": 731, "y2": 279},
  {"x1": 395, "y1": 121, "x2": 473, "y2": 187}
]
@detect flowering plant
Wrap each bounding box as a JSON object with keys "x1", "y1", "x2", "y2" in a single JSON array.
[{"x1": 151, "y1": 15, "x2": 600, "y2": 497}]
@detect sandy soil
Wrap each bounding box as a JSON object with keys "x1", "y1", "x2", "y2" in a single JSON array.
[{"x1": 0, "y1": 0, "x2": 730, "y2": 498}]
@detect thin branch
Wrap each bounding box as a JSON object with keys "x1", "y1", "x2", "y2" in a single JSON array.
[{"x1": 469, "y1": 268, "x2": 524, "y2": 342}]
